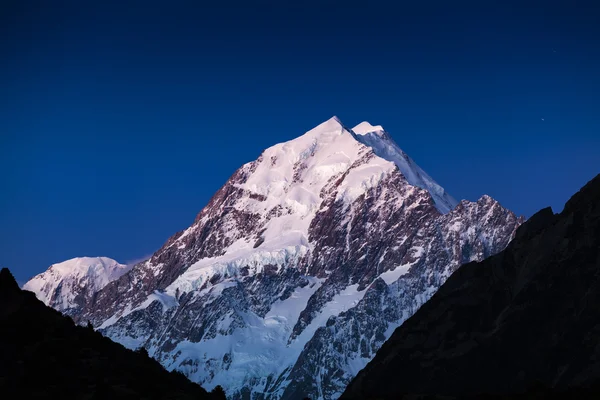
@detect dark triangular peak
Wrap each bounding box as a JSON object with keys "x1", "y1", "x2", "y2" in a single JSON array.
[
  {"x1": 0, "y1": 268, "x2": 223, "y2": 400},
  {"x1": 563, "y1": 173, "x2": 600, "y2": 216},
  {"x1": 0, "y1": 267, "x2": 19, "y2": 293},
  {"x1": 513, "y1": 206, "x2": 555, "y2": 240},
  {"x1": 342, "y1": 174, "x2": 600, "y2": 399}
]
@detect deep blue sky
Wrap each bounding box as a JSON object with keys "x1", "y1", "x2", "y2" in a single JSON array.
[{"x1": 1, "y1": 0, "x2": 599, "y2": 283}]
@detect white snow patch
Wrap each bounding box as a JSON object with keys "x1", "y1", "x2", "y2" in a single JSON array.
[
  {"x1": 379, "y1": 263, "x2": 413, "y2": 285},
  {"x1": 165, "y1": 245, "x2": 310, "y2": 297},
  {"x1": 293, "y1": 284, "x2": 368, "y2": 347},
  {"x1": 352, "y1": 121, "x2": 384, "y2": 135}
]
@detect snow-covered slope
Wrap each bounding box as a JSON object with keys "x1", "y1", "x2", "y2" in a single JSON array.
[
  {"x1": 23, "y1": 257, "x2": 131, "y2": 314},
  {"x1": 25, "y1": 117, "x2": 523, "y2": 400},
  {"x1": 350, "y1": 121, "x2": 457, "y2": 213}
]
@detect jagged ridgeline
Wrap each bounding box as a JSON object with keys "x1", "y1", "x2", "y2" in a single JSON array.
[
  {"x1": 342, "y1": 174, "x2": 600, "y2": 400},
  {"x1": 0, "y1": 268, "x2": 225, "y2": 399},
  {"x1": 23, "y1": 117, "x2": 523, "y2": 400}
]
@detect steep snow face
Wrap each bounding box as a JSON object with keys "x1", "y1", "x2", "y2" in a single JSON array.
[
  {"x1": 351, "y1": 121, "x2": 458, "y2": 213},
  {"x1": 27, "y1": 117, "x2": 523, "y2": 400},
  {"x1": 194, "y1": 116, "x2": 397, "y2": 254},
  {"x1": 23, "y1": 257, "x2": 131, "y2": 312}
]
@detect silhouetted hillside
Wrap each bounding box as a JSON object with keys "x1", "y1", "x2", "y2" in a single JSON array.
[
  {"x1": 0, "y1": 267, "x2": 225, "y2": 399},
  {"x1": 342, "y1": 174, "x2": 600, "y2": 399}
]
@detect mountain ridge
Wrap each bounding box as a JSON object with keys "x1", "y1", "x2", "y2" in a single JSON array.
[{"x1": 341, "y1": 173, "x2": 600, "y2": 399}]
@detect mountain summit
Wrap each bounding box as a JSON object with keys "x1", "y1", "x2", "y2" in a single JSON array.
[
  {"x1": 24, "y1": 117, "x2": 522, "y2": 399},
  {"x1": 351, "y1": 121, "x2": 384, "y2": 134}
]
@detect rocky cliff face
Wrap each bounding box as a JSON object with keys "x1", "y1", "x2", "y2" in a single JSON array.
[
  {"x1": 342, "y1": 174, "x2": 600, "y2": 400},
  {"x1": 24, "y1": 117, "x2": 523, "y2": 400}
]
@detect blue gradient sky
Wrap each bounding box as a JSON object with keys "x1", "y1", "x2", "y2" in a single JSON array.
[{"x1": 1, "y1": 0, "x2": 599, "y2": 282}]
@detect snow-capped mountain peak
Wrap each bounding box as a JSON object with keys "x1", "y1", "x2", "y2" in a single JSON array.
[
  {"x1": 23, "y1": 256, "x2": 131, "y2": 312},
  {"x1": 25, "y1": 117, "x2": 523, "y2": 400},
  {"x1": 306, "y1": 115, "x2": 345, "y2": 134},
  {"x1": 255, "y1": 116, "x2": 456, "y2": 214}
]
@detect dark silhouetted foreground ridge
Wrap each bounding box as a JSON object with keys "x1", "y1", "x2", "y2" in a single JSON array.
[{"x1": 0, "y1": 267, "x2": 224, "y2": 399}]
